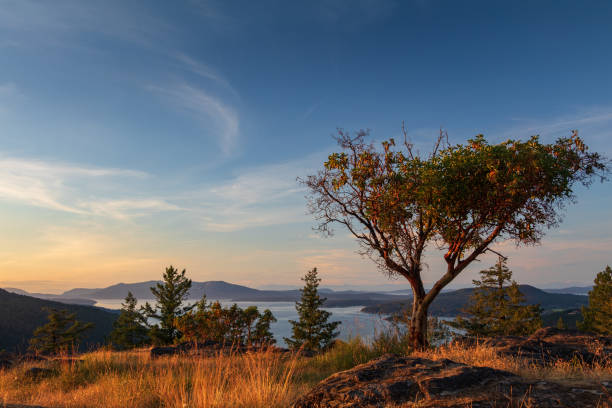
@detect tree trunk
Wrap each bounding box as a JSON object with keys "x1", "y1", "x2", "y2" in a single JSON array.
[{"x1": 409, "y1": 297, "x2": 429, "y2": 350}]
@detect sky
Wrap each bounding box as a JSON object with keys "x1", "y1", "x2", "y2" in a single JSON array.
[{"x1": 0, "y1": 0, "x2": 611, "y2": 294}]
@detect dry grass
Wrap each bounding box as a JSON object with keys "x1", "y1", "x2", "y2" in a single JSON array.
[
  {"x1": 1, "y1": 339, "x2": 610, "y2": 407},
  {"x1": 412, "y1": 340, "x2": 612, "y2": 388},
  {"x1": 0, "y1": 348, "x2": 304, "y2": 408}
]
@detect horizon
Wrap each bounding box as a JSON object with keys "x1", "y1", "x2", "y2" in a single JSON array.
[
  {"x1": 0, "y1": 277, "x2": 596, "y2": 297},
  {"x1": 1, "y1": 1, "x2": 611, "y2": 294}
]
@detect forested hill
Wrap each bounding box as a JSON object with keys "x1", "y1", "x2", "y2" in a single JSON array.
[
  {"x1": 52, "y1": 281, "x2": 398, "y2": 307},
  {"x1": 5, "y1": 281, "x2": 592, "y2": 314},
  {"x1": 0, "y1": 289, "x2": 118, "y2": 353},
  {"x1": 60, "y1": 280, "x2": 262, "y2": 300},
  {"x1": 361, "y1": 285, "x2": 588, "y2": 316},
  {"x1": 3, "y1": 287, "x2": 96, "y2": 305}
]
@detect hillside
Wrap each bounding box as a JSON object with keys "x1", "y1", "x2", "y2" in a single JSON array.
[
  {"x1": 60, "y1": 280, "x2": 262, "y2": 300},
  {"x1": 4, "y1": 288, "x2": 97, "y2": 305},
  {"x1": 16, "y1": 280, "x2": 402, "y2": 308},
  {"x1": 361, "y1": 285, "x2": 588, "y2": 316},
  {"x1": 6, "y1": 281, "x2": 591, "y2": 313},
  {"x1": 543, "y1": 286, "x2": 592, "y2": 295},
  {"x1": 0, "y1": 289, "x2": 118, "y2": 353}
]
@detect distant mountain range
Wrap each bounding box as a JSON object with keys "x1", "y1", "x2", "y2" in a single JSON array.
[
  {"x1": 540, "y1": 286, "x2": 592, "y2": 295},
  {"x1": 3, "y1": 281, "x2": 590, "y2": 315},
  {"x1": 0, "y1": 281, "x2": 590, "y2": 353},
  {"x1": 0, "y1": 288, "x2": 118, "y2": 353},
  {"x1": 3, "y1": 287, "x2": 97, "y2": 306},
  {"x1": 360, "y1": 285, "x2": 588, "y2": 316},
  {"x1": 4, "y1": 281, "x2": 405, "y2": 308}
]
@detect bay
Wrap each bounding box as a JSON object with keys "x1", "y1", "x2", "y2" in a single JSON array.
[{"x1": 95, "y1": 299, "x2": 392, "y2": 347}]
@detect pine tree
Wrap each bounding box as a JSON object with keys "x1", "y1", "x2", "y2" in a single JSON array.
[
  {"x1": 579, "y1": 265, "x2": 612, "y2": 334},
  {"x1": 556, "y1": 316, "x2": 567, "y2": 330},
  {"x1": 242, "y1": 306, "x2": 261, "y2": 346},
  {"x1": 142, "y1": 265, "x2": 193, "y2": 345},
  {"x1": 285, "y1": 268, "x2": 340, "y2": 352},
  {"x1": 452, "y1": 257, "x2": 542, "y2": 336},
  {"x1": 225, "y1": 303, "x2": 246, "y2": 346},
  {"x1": 253, "y1": 309, "x2": 277, "y2": 346},
  {"x1": 110, "y1": 292, "x2": 150, "y2": 349},
  {"x1": 28, "y1": 308, "x2": 93, "y2": 355}
]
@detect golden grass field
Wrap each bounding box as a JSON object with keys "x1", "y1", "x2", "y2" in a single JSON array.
[{"x1": 1, "y1": 339, "x2": 610, "y2": 408}]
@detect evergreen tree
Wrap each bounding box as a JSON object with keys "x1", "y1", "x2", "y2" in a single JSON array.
[
  {"x1": 28, "y1": 308, "x2": 93, "y2": 355},
  {"x1": 253, "y1": 309, "x2": 277, "y2": 346},
  {"x1": 579, "y1": 265, "x2": 612, "y2": 334},
  {"x1": 142, "y1": 265, "x2": 193, "y2": 345},
  {"x1": 556, "y1": 316, "x2": 567, "y2": 330},
  {"x1": 109, "y1": 292, "x2": 149, "y2": 349},
  {"x1": 225, "y1": 303, "x2": 246, "y2": 346},
  {"x1": 285, "y1": 268, "x2": 340, "y2": 352},
  {"x1": 452, "y1": 257, "x2": 542, "y2": 336},
  {"x1": 242, "y1": 306, "x2": 261, "y2": 345}
]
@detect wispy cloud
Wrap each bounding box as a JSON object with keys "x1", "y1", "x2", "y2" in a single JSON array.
[
  {"x1": 510, "y1": 111, "x2": 612, "y2": 135},
  {"x1": 0, "y1": 152, "x2": 326, "y2": 231},
  {"x1": 0, "y1": 0, "x2": 172, "y2": 48},
  {"x1": 80, "y1": 199, "x2": 181, "y2": 220},
  {"x1": 301, "y1": 102, "x2": 320, "y2": 120},
  {"x1": 0, "y1": 147, "x2": 333, "y2": 231},
  {"x1": 0, "y1": 156, "x2": 176, "y2": 219},
  {"x1": 148, "y1": 83, "x2": 239, "y2": 156},
  {"x1": 175, "y1": 53, "x2": 239, "y2": 97},
  {"x1": 186, "y1": 153, "x2": 328, "y2": 232},
  {"x1": 501, "y1": 107, "x2": 612, "y2": 153}
]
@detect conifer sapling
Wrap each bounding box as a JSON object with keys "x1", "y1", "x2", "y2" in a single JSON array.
[
  {"x1": 110, "y1": 291, "x2": 149, "y2": 349},
  {"x1": 285, "y1": 268, "x2": 340, "y2": 352}
]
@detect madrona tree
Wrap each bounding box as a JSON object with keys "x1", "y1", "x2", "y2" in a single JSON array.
[{"x1": 303, "y1": 129, "x2": 607, "y2": 349}]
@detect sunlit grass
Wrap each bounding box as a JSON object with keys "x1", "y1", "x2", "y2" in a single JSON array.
[
  {"x1": 1, "y1": 337, "x2": 610, "y2": 407},
  {"x1": 412, "y1": 339, "x2": 612, "y2": 388},
  {"x1": 0, "y1": 348, "x2": 302, "y2": 408}
]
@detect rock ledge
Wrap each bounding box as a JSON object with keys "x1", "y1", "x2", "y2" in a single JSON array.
[{"x1": 292, "y1": 354, "x2": 611, "y2": 408}]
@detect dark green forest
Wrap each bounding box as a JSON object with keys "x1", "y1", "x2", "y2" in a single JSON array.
[{"x1": 0, "y1": 289, "x2": 117, "y2": 352}]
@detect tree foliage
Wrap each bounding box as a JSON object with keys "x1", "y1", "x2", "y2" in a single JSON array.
[
  {"x1": 556, "y1": 316, "x2": 567, "y2": 330},
  {"x1": 175, "y1": 295, "x2": 277, "y2": 346},
  {"x1": 451, "y1": 257, "x2": 542, "y2": 336},
  {"x1": 0, "y1": 288, "x2": 117, "y2": 353},
  {"x1": 579, "y1": 265, "x2": 612, "y2": 334},
  {"x1": 28, "y1": 308, "x2": 93, "y2": 355},
  {"x1": 303, "y1": 128, "x2": 607, "y2": 348},
  {"x1": 142, "y1": 266, "x2": 193, "y2": 345},
  {"x1": 109, "y1": 292, "x2": 150, "y2": 349},
  {"x1": 285, "y1": 268, "x2": 340, "y2": 352}
]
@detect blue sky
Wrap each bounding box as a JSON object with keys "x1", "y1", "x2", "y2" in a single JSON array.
[{"x1": 0, "y1": 0, "x2": 610, "y2": 293}]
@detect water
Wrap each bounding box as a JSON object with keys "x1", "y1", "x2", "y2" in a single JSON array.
[{"x1": 95, "y1": 299, "x2": 392, "y2": 347}]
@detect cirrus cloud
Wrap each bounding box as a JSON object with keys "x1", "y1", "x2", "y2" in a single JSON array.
[
  {"x1": 148, "y1": 83, "x2": 239, "y2": 156},
  {"x1": 0, "y1": 156, "x2": 177, "y2": 219}
]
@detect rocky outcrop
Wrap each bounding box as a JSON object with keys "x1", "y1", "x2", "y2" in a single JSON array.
[
  {"x1": 292, "y1": 354, "x2": 611, "y2": 408},
  {"x1": 455, "y1": 327, "x2": 612, "y2": 365},
  {"x1": 23, "y1": 367, "x2": 54, "y2": 380}
]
